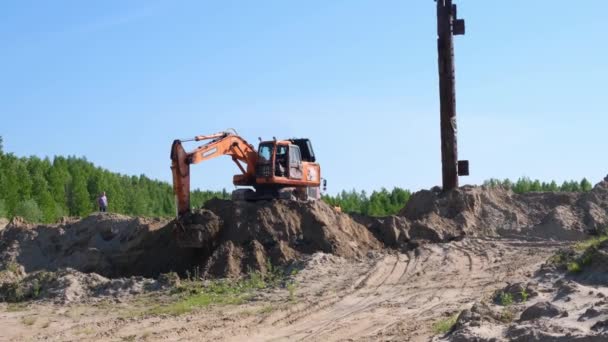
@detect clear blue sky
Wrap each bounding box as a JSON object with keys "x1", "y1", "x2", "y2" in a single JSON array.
[{"x1": 1, "y1": 1, "x2": 606, "y2": 194}]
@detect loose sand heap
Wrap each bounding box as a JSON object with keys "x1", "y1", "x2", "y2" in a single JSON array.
[
  {"x1": 357, "y1": 176, "x2": 608, "y2": 248},
  {"x1": 0, "y1": 268, "x2": 178, "y2": 304},
  {"x1": 0, "y1": 177, "x2": 606, "y2": 303},
  {"x1": 179, "y1": 199, "x2": 383, "y2": 278},
  {"x1": 442, "y1": 238, "x2": 608, "y2": 341},
  {"x1": 0, "y1": 215, "x2": 192, "y2": 278}
]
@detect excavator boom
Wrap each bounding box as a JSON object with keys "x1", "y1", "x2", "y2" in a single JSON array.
[{"x1": 170, "y1": 131, "x2": 257, "y2": 216}]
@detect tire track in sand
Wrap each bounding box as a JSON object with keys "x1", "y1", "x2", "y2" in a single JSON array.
[{"x1": 223, "y1": 237, "x2": 563, "y2": 342}]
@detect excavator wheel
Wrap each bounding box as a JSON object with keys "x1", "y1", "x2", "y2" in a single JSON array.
[
  {"x1": 277, "y1": 188, "x2": 298, "y2": 201},
  {"x1": 232, "y1": 188, "x2": 255, "y2": 201}
]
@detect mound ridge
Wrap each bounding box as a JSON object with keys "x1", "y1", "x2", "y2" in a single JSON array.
[
  {"x1": 180, "y1": 199, "x2": 383, "y2": 277},
  {"x1": 399, "y1": 177, "x2": 608, "y2": 240},
  {"x1": 0, "y1": 177, "x2": 606, "y2": 280}
]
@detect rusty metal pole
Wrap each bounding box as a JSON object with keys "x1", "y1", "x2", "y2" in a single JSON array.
[{"x1": 436, "y1": 0, "x2": 466, "y2": 191}]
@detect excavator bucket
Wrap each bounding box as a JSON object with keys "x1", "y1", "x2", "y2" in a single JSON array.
[{"x1": 170, "y1": 140, "x2": 191, "y2": 217}]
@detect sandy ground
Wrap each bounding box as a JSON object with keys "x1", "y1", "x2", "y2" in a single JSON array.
[{"x1": 0, "y1": 237, "x2": 567, "y2": 342}]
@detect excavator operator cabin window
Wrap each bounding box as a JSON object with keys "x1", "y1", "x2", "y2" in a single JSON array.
[
  {"x1": 277, "y1": 145, "x2": 288, "y2": 158},
  {"x1": 289, "y1": 146, "x2": 301, "y2": 166},
  {"x1": 275, "y1": 145, "x2": 288, "y2": 177},
  {"x1": 258, "y1": 144, "x2": 273, "y2": 162}
]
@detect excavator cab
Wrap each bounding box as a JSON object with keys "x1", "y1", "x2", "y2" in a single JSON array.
[
  {"x1": 253, "y1": 139, "x2": 320, "y2": 199},
  {"x1": 255, "y1": 142, "x2": 292, "y2": 178},
  {"x1": 255, "y1": 140, "x2": 315, "y2": 179}
]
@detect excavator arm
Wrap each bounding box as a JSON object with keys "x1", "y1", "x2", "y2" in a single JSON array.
[{"x1": 171, "y1": 131, "x2": 258, "y2": 216}]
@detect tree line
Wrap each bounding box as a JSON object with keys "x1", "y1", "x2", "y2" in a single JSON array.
[
  {"x1": 0, "y1": 137, "x2": 228, "y2": 223},
  {"x1": 322, "y1": 188, "x2": 412, "y2": 217},
  {"x1": 483, "y1": 177, "x2": 593, "y2": 193}
]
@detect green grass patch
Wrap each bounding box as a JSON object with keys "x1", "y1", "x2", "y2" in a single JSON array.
[
  {"x1": 567, "y1": 262, "x2": 582, "y2": 273},
  {"x1": 549, "y1": 234, "x2": 608, "y2": 274},
  {"x1": 574, "y1": 235, "x2": 608, "y2": 251},
  {"x1": 520, "y1": 289, "x2": 529, "y2": 303},
  {"x1": 147, "y1": 264, "x2": 295, "y2": 317},
  {"x1": 499, "y1": 292, "x2": 514, "y2": 307},
  {"x1": 432, "y1": 313, "x2": 459, "y2": 335},
  {"x1": 148, "y1": 290, "x2": 246, "y2": 316}
]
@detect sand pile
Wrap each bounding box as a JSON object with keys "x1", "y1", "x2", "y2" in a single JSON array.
[
  {"x1": 353, "y1": 177, "x2": 608, "y2": 251},
  {"x1": 399, "y1": 176, "x2": 608, "y2": 241},
  {"x1": 166, "y1": 178, "x2": 608, "y2": 277},
  {"x1": 179, "y1": 199, "x2": 382, "y2": 277},
  {"x1": 0, "y1": 199, "x2": 383, "y2": 281},
  {"x1": 442, "y1": 239, "x2": 608, "y2": 341},
  {"x1": 0, "y1": 268, "x2": 177, "y2": 304},
  {"x1": 0, "y1": 214, "x2": 197, "y2": 278}
]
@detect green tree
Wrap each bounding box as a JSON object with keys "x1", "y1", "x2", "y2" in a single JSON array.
[
  {"x1": 47, "y1": 157, "x2": 71, "y2": 214},
  {"x1": 127, "y1": 176, "x2": 148, "y2": 215},
  {"x1": 513, "y1": 177, "x2": 532, "y2": 194},
  {"x1": 15, "y1": 161, "x2": 33, "y2": 202},
  {"x1": 548, "y1": 180, "x2": 559, "y2": 192},
  {"x1": 0, "y1": 199, "x2": 7, "y2": 218},
  {"x1": 485, "y1": 177, "x2": 592, "y2": 194},
  {"x1": 31, "y1": 171, "x2": 56, "y2": 222},
  {"x1": 581, "y1": 178, "x2": 593, "y2": 192},
  {"x1": 0, "y1": 154, "x2": 21, "y2": 215},
  {"x1": 14, "y1": 199, "x2": 43, "y2": 222},
  {"x1": 322, "y1": 187, "x2": 410, "y2": 216},
  {"x1": 68, "y1": 170, "x2": 91, "y2": 216},
  {"x1": 530, "y1": 180, "x2": 542, "y2": 192}
]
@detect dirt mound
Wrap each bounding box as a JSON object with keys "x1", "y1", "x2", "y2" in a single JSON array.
[
  {"x1": 0, "y1": 214, "x2": 198, "y2": 278},
  {"x1": 353, "y1": 178, "x2": 608, "y2": 251},
  {"x1": 401, "y1": 177, "x2": 608, "y2": 241},
  {"x1": 0, "y1": 200, "x2": 383, "y2": 280},
  {"x1": 442, "y1": 233, "x2": 608, "y2": 342},
  {"x1": 0, "y1": 268, "x2": 168, "y2": 304},
  {"x1": 182, "y1": 199, "x2": 383, "y2": 278},
  {"x1": 0, "y1": 177, "x2": 606, "y2": 282},
  {"x1": 445, "y1": 279, "x2": 608, "y2": 342}
]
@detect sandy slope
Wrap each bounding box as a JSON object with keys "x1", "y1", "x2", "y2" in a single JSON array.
[{"x1": 0, "y1": 237, "x2": 566, "y2": 341}]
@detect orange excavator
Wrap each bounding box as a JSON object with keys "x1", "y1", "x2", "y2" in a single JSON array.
[{"x1": 170, "y1": 129, "x2": 323, "y2": 217}]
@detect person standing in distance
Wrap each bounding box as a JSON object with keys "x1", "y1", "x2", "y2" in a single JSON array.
[{"x1": 98, "y1": 192, "x2": 108, "y2": 212}]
